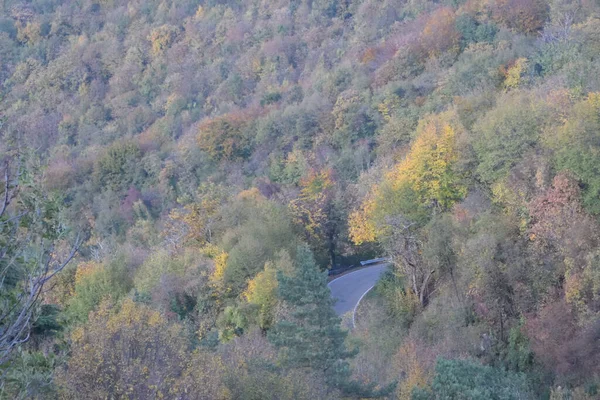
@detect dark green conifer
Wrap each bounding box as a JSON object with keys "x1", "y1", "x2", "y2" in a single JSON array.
[{"x1": 269, "y1": 245, "x2": 395, "y2": 398}]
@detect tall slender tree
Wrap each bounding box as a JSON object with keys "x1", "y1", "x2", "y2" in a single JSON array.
[{"x1": 269, "y1": 245, "x2": 395, "y2": 398}]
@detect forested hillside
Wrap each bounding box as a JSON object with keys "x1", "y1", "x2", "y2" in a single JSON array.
[{"x1": 1, "y1": 0, "x2": 600, "y2": 398}]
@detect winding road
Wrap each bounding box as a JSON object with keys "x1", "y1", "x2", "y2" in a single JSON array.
[{"x1": 328, "y1": 263, "x2": 389, "y2": 325}]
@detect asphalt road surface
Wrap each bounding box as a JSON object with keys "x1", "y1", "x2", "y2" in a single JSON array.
[{"x1": 328, "y1": 263, "x2": 389, "y2": 317}]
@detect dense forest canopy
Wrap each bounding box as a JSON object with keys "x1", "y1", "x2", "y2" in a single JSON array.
[{"x1": 1, "y1": 0, "x2": 600, "y2": 398}]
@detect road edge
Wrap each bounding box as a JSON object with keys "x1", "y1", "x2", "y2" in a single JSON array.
[
  {"x1": 352, "y1": 284, "x2": 375, "y2": 328},
  {"x1": 327, "y1": 262, "x2": 388, "y2": 287}
]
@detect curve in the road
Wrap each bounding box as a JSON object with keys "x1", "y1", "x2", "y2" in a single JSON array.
[{"x1": 327, "y1": 263, "x2": 389, "y2": 327}]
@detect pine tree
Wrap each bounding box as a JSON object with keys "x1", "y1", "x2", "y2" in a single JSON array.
[{"x1": 269, "y1": 245, "x2": 395, "y2": 398}]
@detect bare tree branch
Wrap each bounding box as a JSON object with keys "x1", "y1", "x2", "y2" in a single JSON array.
[
  {"x1": 0, "y1": 236, "x2": 81, "y2": 364},
  {"x1": 380, "y1": 215, "x2": 434, "y2": 307},
  {"x1": 0, "y1": 161, "x2": 83, "y2": 364},
  {"x1": 0, "y1": 161, "x2": 11, "y2": 219}
]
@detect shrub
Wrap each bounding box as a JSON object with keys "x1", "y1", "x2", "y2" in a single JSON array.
[{"x1": 412, "y1": 358, "x2": 532, "y2": 399}]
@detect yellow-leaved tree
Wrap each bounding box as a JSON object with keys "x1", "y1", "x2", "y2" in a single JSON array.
[
  {"x1": 241, "y1": 250, "x2": 295, "y2": 331},
  {"x1": 394, "y1": 340, "x2": 431, "y2": 400},
  {"x1": 289, "y1": 168, "x2": 339, "y2": 266},
  {"x1": 350, "y1": 112, "x2": 466, "y2": 244},
  {"x1": 165, "y1": 182, "x2": 226, "y2": 247},
  {"x1": 349, "y1": 112, "x2": 466, "y2": 305},
  {"x1": 56, "y1": 299, "x2": 227, "y2": 399},
  {"x1": 243, "y1": 262, "x2": 278, "y2": 330}
]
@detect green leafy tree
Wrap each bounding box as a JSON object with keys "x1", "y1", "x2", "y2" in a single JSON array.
[
  {"x1": 472, "y1": 96, "x2": 546, "y2": 183},
  {"x1": 93, "y1": 140, "x2": 142, "y2": 191},
  {"x1": 545, "y1": 93, "x2": 600, "y2": 213},
  {"x1": 66, "y1": 256, "x2": 132, "y2": 323},
  {"x1": 221, "y1": 197, "x2": 298, "y2": 296},
  {"x1": 242, "y1": 261, "x2": 280, "y2": 331},
  {"x1": 504, "y1": 318, "x2": 535, "y2": 373},
  {"x1": 455, "y1": 15, "x2": 498, "y2": 49}
]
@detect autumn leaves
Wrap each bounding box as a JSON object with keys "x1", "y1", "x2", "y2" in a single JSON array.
[{"x1": 349, "y1": 112, "x2": 466, "y2": 246}]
